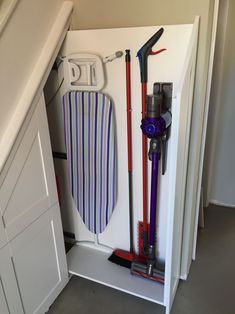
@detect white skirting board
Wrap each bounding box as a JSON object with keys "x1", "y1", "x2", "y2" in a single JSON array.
[{"x1": 67, "y1": 244, "x2": 164, "y2": 305}]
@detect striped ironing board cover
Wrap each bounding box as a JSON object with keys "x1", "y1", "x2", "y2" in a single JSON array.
[{"x1": 63, "y1": 91, "x2": 117, "y2": 234}]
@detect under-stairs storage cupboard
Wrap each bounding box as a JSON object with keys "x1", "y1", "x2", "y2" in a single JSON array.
[
  {"x1": 0, "y1": 1, "x2": 200, "y2": 313},
  {"x1": 45, "y1": 19, "x2": 199, "y2": 314}
]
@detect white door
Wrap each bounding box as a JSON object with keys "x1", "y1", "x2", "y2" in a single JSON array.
[
  {"x1": 164, "y1": 18, "x2": 199, "y2": 313},
  {"x1": 0, "y1": 94, "x2": 68, "y2": 314}
]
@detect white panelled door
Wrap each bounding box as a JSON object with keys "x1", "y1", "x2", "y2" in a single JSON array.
[
  {"x1": 0, "y1": 94, "x2": 68, "y2": 314},
  {"x1": 0, "y1": 96, "x2": 58, "y2": 241}
]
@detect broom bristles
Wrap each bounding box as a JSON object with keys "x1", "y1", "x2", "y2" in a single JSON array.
[
  {"x1": 108, "y1": 249, "x2": 136, "y2": 269},
  {"x1": 108, "y1": 253, "x2": 132, "y2": 269}
]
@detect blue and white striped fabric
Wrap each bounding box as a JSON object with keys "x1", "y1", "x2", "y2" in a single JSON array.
[{"x1": 63, "y1": 91, "x2": 117, "y2": 234}]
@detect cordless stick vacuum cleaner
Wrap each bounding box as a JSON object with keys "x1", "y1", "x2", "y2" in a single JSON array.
[
  {"x1": 131, "y1": 28, "x2": 172, "y2": 283},
  {"x1": 131, "y1": 86, "x2": 172, "y2": 283},
  {"x1": 135, "y1": 28, "x2": 166, "y2": 260}
]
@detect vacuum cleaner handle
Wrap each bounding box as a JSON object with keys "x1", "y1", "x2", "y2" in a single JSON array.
[{"x1": 137, "y1": 28, "x2": 164, "y2": 83}]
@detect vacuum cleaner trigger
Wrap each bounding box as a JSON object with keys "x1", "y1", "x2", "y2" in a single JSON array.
[
  {"x1": 149, "y1": 48, "x2": 166, "y2": 56},
  {"x1": 137, "y1": 28, "x2": 164, "y2": 83}
]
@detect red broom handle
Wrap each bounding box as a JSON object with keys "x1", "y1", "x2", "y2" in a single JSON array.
[{"x1": 125, "y1": 50, "x2": 135, "y2": 252}]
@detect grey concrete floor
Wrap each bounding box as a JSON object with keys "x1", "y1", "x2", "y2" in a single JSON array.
[{"x1": 48, "y1": 205, "x2": 235, "y2": 314}]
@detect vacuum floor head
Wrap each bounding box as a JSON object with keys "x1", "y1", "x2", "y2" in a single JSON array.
[{"x1": 131, "y1": 261, "x2": 164, "y2": 284}]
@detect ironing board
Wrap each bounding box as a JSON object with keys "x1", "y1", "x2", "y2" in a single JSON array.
[{"x1": 63, "y1": 91, "x2": 117, "y2": 234}]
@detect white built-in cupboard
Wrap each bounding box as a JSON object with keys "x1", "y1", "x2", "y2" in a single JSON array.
[
  {"x1": 0, "y1": 95, "x2": 68, "y2": 314},
  {"x1": 0, "y1": 1, "x2": 199, "y2": 313},
  {"x1": 47, "y1": 20, "x2": 199, "y2": 314}
]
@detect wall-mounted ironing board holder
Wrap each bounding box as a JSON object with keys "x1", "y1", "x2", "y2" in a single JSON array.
[
  {"x1": 63, "y1": 53, "x2": 105, "y2": 91},
  {"x1": 62, "y1": 52, "x2": 114, "y2": 254}
]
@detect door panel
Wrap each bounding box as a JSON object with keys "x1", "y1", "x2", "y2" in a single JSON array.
[
  {"x1": 0, "y1": 245, "x2": 24, "y2": 314},
  {"x1": 3, "y1": 132, "x2": 48, "y2": 227},
  {"x1": 0, "y1": 96, "x2": 58, "y2": 240},
  {"x1": 164, "y1": 19, "x2": 199, "y2": 313},
  {"x1": 10, "y1": 204, "x2": 68, "y2": 314}
]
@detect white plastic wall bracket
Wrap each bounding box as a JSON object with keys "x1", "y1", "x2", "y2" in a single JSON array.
[{"x1": 63, "y1": 53, "x2": 105, "y2": 91}]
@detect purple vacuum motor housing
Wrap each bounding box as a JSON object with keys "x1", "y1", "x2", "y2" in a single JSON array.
[
  {"x1": 141, "y1": 116, "x2": 166, "y2": 138},
  {"x1": 141, "y1": 93, "x2": 171, "y2": 139},
  {"x1": 141, "y1": 111, "x2": 171, "y2": 139}
]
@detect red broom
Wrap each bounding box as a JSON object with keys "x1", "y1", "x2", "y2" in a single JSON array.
[{"x1": 108, "y1": 49, "x2": 136, "y2": 268}]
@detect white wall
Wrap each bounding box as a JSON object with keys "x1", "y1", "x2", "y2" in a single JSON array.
[{"x1": 204, "y1": 0, "x2": 235, "y2": 206}]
